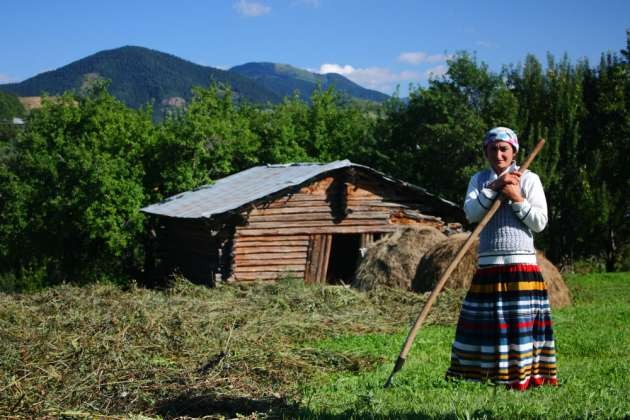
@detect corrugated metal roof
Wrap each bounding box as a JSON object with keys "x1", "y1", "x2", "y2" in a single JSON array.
[
  {"x1": 141, "y1": 160, "x2": 354, "y2": 218},
  {"x1": 141, "y1": 160, "x2": 460, "y2": 219}
]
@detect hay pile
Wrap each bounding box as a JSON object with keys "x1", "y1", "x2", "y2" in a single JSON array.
[
  {"x1": 537, "y1": 250, "x2": 572, "y2": 309},
  {"x1": 412, "y1": 233, "x2": 478, "y2": 292},
  {"x1": 352, "y1": 226, "x2": 446, "y2": 290},
  {"x1": 411, "y1": 235, "x2": 572, "y2": 309},
  {"x1": 0, "y1": 277, "x2": 464, "y2": 418}
]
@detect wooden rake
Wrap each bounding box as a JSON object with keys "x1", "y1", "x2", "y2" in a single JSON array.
[{"x1": 383, "y1": 139, "x2": 546, "y2": 388}]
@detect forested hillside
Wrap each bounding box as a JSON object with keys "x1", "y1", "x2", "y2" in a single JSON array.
[
  {"x1": 230, "y1": 62, "x2": 389, "y2": 103},
  {"x1": 1, "y1": 35, "x2": 628, "y2": 292},
  {"x1": 0, "y1": 47, "x2": 390, "y2": 118},
  {"x1": 0, "y1": 46, "x2": 281, "y2": 117}
]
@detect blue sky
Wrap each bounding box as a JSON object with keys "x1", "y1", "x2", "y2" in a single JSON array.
[{"x1": 1, "y1": 0, "x2": 628, "y2": 96}]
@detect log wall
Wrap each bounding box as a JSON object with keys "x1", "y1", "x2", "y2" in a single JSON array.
[{"x1": 232, "y1": 172, "x2": 449, "y2": 282}]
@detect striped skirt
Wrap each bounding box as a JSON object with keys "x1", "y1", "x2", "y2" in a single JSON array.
[{"x1": 446, "y1": 263, "x2": 558, "y2": 390}]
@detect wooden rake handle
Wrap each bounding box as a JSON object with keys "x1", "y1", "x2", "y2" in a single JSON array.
[{"x1": 384, "y1": 139, "x2": 546, "y2": 388}]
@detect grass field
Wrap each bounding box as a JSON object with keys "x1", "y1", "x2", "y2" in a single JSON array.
[
  {"x1": 295, "y1": 273, "x2": 630, "y2": 418},
  {"x1": 0, "y1": 273, "x2": 628, "y2": 418}
]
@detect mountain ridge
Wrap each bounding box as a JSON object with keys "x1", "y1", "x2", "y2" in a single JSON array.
[
  {"x1": 0, "y1": 46, "x2": 281, "y2": 115},
  {"x1": 230, "y1": 62, "x2": 389, "y2": 102},
  {"x1": 0, "y1": 46, "x2": 390, "y2": 116}
]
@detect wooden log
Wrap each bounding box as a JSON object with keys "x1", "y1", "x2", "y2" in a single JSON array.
[
  {"x1": 235, "y1": 240, "x2": 309, "y2": 247},
  {"x1": 235, "y1": 252, "x2": 306, "y2": 261},
  {"x1": 238, "y1": 225, "x2": 400, "y2": 236},
  {"x1": 234, "y1": 265, "x2": 304, "y2": 272},
  {"x1": 235, "y1": 258, "x2": 306, "y2": 267},
  {"x1": 345, "y1": 200, "x2": 410, "y2": 208},
  {"x1": 268, "y1": 194, "x2": 330, "y2": 202},
  {"x1": 235, "y1": 235, "x2": 309, "y2": 242},
  {"x1": 234, "y1": 271, "x2": 305, "y2": 280},
  {"x1": 347, "y1": 190, "x2": 382, "y2": 199},
  {"x1": 264, "y1": 200, "x2": 334, "y2": 208},
  {"x1": 319, "y1": 234, "x2": 332, "y2": 283},
  {"x1": 247, "y1": 212, "x2": 388, "y2": 223},
  {"x1": 250, "y1": 206, "x2": 334, "y2": 215},
  {"x1": 249, "y1": 204, "x2": 414, "y2": 215},
  {"x1": 263, "y1": 197, "x2": 430, "y2": 209},
  {"x1": 314, "y1": 235, "x2": 326, "y2": 283},
  {"x1": 235, "y1": 245, "x2": 308, "y2": 254},
  {"x1": 244, "y1": 219, "x2": 385, "y2": 229},
  {"x1": 360, "y1": 233, "x2": 373, "y2": 248},
  {"x1": 312, "y1": 235, "x2": 322, "y2": 283},
  {"x1": 304, "y1": 234, "x2": 321, "y2": 284},
  {"x1": 297, "y1": 177, "x2": 334, "y2": 193}
]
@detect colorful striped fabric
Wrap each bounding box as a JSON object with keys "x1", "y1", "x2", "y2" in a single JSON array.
[{"x1": 446, "y1": 264, "x2": 558, "y2": 390}]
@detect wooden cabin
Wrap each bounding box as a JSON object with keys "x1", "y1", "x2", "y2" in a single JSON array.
[{"x1": 141, "y1": 160, "x2": 465, "y2": 285}]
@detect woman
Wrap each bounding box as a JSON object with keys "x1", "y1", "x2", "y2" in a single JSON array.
[{"x1": 446, "y1": 127, "x2": 557, "y2": 390}]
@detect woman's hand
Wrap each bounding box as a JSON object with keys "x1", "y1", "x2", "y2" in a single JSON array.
[
  {"x1": 502, "y1": 183, "x2": 524, "y2": 202},
  {"x1": 488, "y1": 171, "x2": 522, "y2": 191},
  {"x1": 488, "y1": 171, "x2": 524, "y2": 202}
]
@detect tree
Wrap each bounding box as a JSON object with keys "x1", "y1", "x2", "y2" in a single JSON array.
[
  {"x1": 0, "y1": 82, "x2": 155, "y2": 288},
  {"x1": 509, "y1": 53, "x2": 590, "y2": 265},
  {"x1": 0, "y1": 92, "x2": 26, "y2": 141},
  {"x1": 374, "y1": 53, "x2": 518, "y2": 203},
  {"x1": 245, "y1": 93, "x2": 310, "y2": 164},
  {"x1": 581, "y1": 44, "x2": 630, "y2": 270}
]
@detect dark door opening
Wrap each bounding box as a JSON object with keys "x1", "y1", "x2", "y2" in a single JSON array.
[{"x1": 326, "y1": 234, "x2": 361, "y2": 284}]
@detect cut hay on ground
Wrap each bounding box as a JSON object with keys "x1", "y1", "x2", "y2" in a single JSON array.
[
  {"x1": 352, "y1": 226, "x2": 446, "y2": 291},
  {"x1": 412, "y1": 234, "x2": 572, "y2": 309},
  {"x1": 0, "y1": 277, "x2": 464, "y2": 418}
]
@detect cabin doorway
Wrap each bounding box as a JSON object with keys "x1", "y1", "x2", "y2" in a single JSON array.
[{"x1": 326, "y1": 234, "x2": 361, "y2": 284}]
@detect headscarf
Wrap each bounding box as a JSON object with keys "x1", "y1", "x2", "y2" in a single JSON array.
[{"x1": 483, "y1": 127, "x2": 519, "y2": 153}]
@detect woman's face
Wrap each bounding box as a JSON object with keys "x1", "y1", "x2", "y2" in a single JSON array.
[{"x1": 485, "y1": 141, "x2": 516, "y2": 174}]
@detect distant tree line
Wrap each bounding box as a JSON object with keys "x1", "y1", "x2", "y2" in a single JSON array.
[
  {"x1": 1, "y1": 35, "x2": 629, "y2": 291},
  {"x1": 0, "y1": 92, "x2": 26, "y2": 141}
]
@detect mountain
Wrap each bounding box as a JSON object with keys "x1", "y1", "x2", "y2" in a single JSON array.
[
  {"x1": 0, "y1": 47, "x2": 390, "y2": 118},
  {"x1": 0, "y1": 46, "x2": 281, "y2": 116},
  {"x1": 230, "y1": 62, "x2": 389, "y2": 103}
]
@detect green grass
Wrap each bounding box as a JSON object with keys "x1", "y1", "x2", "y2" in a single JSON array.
[
  {"x1": 0, "y1": 273, "x2": 628, "y2": 418},
  {"x1": 294, "y1": 273, "x2": 630, "y2": 419}
]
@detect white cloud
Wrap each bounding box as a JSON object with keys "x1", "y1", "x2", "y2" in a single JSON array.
[
  {"x1": 398, "y1": 52, "x2": 451, "y2": 65},
  {"x1": 0, "y1": 73, "x2": 16, "y2": 83},
  {"x1": 234, "y1": 0, "x2": 271, "y2": 17},
  {"x1": 398, "y1": 52, "x2": 427, "y2": 65},
  {"x1": 425, "y1": 54, "x2": 451, "y2": 63},
  {"x1": 319, "y1": 63, "x2": 355, "y2": 75},
  {"x1": 318, "y1": 63, "x2": 422, "y2": 93},
  {"x1": 424, "y1": 64, "x2": 448, "y2": 78}
]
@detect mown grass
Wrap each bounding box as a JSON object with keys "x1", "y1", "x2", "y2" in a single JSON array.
[
  {"x1": 0, "y1": 277, "x2": 464, "y2": 418},
  {"x1": 0, "y1": 273, "x2": 627, "y2": 418},
  {"x1": 296, "y1": 273, "x2": 630, "y2": 419}
]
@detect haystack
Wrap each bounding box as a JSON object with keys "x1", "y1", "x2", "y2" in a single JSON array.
[
  {"x1": 412, "y1": 233, "x2": 478, "y2": 292},
  {"x1": 536, "y1": 250, "x2": 572, "y2": 309},
  {"x1": 412, "y1": 235, "x2": 572, "y2": 309},
  {"x1": 352, "y1": 226, "x2": 447, "y2": 290}
]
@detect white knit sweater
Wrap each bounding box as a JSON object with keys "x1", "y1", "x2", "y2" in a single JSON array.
[{"x1": 464, "y1": 162, "x2": 548, "y2": 265}]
